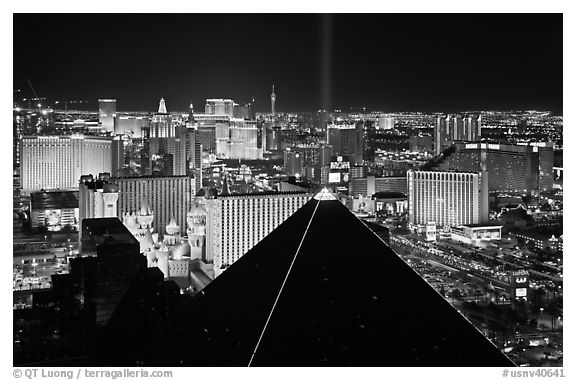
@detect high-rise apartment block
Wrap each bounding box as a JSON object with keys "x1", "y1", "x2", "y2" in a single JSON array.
[
  {"x1": 434, "y1": 114, "x2": 481, "y2": 155},
  {"x1": 21, "y1": 134, "x2": 112, "y2": 193},
  {"x1": 408, "y1": 170, "x2": 489, "y2": 227},
  {"x1": 205, "y1": 191, "x2": 313, "y2": 276},
  {"x1": 114, "y1": 175, "x2": 194, "y2": 236}
]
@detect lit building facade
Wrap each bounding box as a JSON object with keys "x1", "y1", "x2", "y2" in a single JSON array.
[
  {"x1": 447, "y1": 142, "x2": 554, "y2": 194},
  {"x1": 21, "y1": 134, "x2": 112, "y2": 193},
  {"x1": 349, "y1": 176, "x2": 407, "y2": 197},
  {"x1": 284, "y1": 148, "x2": 304, "y2": 176},
  {"x1": 186, "y1": 105, "x2": 203, "y2": 191},
  {"x1": 450, "y1": 225, "x2": 503, "y2": 247},
  {"x1": 98, "y1": 99, "x2": 116, "y2": 133},
  {"x1": 434, "y1": 114, "x2": 481, "y2": 155},
  {"x1": 205, "y1": 192, "x2": 313, "y2": 276},
  {"x1": 195, "y1": 114, "x2": 227, "y2": 154},
  {"x1": 327, "y1": 123, "x2": 364, "y2": 165},
  {"x1": 113, "y1": 116, "x2": 149, "y2": 138},
  {"x1": 111, "y1": 135, "x2": 125, "y2": 177},
  {"x1": 30, "y1": 190, "x2": 79, "y2": 231},
  {"x1": 285, "y1": 144, "x2": 333, "y2": 181},
  {"x1": 114, "y1": 175, "x2": 194, "y2": 236},
  {"x1": 78, "y1": 174, "x2": 119, "y2": 232},
  {"x1": 408, "y1": 170, "x2": 489, "y2": 227},
  {"x1": 215, "y1": 118, "x2": 263, "y2": 160},
  {"x1": 205, "y1": 99, "x2": 235, "y2": 117},
  {"x1": 150, "y1": 98, "x2": 173, "y2": 138},
  {"x1": 377, "y1": 116, "x2": 394, "y2": 130}
]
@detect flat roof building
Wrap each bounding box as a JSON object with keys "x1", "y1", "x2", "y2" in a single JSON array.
[
  {"x1": 205, "y1": 191, "x2": 313, "y2": 276},
  {"x1": 113, "y1": 175, "x2": 194, "y2": 236},
  {"x1": 21, "y1": 135, "x2": 112, "y2": 193},
  {"x1": 447, "y1": 142, "x2": 554, "y2": 194},
  {"x1": 408, "y1": 170, "x2": 489, "y2": 227}
]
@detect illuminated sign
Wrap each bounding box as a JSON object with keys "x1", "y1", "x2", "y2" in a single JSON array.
[
  {"x1": 328, "y1": 173, "x2": 341, "y2": 183},
  {"x1": 425, "y1": 222, "x2": 436, "y2": 241},
  {"x1": 530, "y1": 142, "x2": 547, "y2": 147},
  {"x1": 515, "y1": 288, "x2": 527, "y2": 297},
  {"x1": 487, "y1": 144, "x2": 500, "y2": 150},
  {"x1": 465, "y1": 143, "x2": 478, "y2": 149},
  {"x1": 330, "y1": 156, "x2": 350, "y2": 170},
  {"x1": 511, "y1": 270, "x2": 529, "y2": 276}
]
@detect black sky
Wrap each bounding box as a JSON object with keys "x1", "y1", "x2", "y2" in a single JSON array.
[{"x1": 13, "y1": 14, "x2": 563, "y2": 113}]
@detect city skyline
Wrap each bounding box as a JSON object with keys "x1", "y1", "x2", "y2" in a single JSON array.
[
  {"x1": 12, "y1": 11, "x2": 564, "y2": 369},
  {"x1": 14, "y1": 14, "x2": 562, "y2": 113}
]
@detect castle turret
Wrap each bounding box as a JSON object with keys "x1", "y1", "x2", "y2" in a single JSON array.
[
  {"x1": 137, "y1": 198, "x2": 154, "y2": 231},
  {"x1": 164, "y1": 216, "x2": 181, "y2": 246},
  {"x1": 187, "y1": 202, "x2": 206, "y2": 261}
]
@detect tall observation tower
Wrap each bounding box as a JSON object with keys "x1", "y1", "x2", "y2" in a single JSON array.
[{"x1": 270, "y1": 85, "x2": 276, "y2": 117}]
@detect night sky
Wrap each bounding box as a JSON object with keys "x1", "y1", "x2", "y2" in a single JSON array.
[{"x1": 13, "y1": 14, "x2": 563, "y2": 113}]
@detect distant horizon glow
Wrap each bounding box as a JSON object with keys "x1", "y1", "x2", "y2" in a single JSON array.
[{"x1": 13, "y1": 14, "x2": 562, "y2": 114}]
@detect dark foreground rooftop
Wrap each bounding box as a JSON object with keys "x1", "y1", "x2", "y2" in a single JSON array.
[{"x1": 125, "y1": 192, "x2": 514, "y2": 366}]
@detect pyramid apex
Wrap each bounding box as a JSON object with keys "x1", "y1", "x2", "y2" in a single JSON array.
[{"x1": 314, "y1": 188, "x2": 337, "y2": 201}]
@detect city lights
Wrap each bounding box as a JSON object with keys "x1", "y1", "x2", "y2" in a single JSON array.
[{"x1": 12, "y1": 12, "x2": 563, "y2": 369}]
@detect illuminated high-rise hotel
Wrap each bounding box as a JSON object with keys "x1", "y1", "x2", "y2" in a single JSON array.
[
  {"x1": 205, "y1": 191, "x2": 313, "y2": 276},
  {"x1": 113, "y1": 175, "x2": 195, "y2": 236},
  {"x1": 205, "y1": 99, "x2": 235, "y2": 117},
  {"x1": 326, "y1": 123, "x2": 364, "y2": 165},
  {"x1": 150, "y1": 98, "x2": 173, "y2": 138},
  {"x1": 187, "y1": 103, "x2": 203, "y2": 191},
  {"x1": 408, "y1": 170, "x2": 489, "y2": 227},
  {"x1": 446, "y1": 142, "x2": 554, "y2": 194},
  {"x1": 223, "y1": 119, "x2": 262, "y2": 160},
  {"x1": 21, "y1": 134, "x2": 112, "y2": 193},
  {"x1": 98, "y1": 99, "x2": 116, "y2": 133}
]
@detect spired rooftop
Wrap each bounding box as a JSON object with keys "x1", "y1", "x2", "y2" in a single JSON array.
[{"x1": 127, "y1": 191, "x2": 514, "y2": 366}]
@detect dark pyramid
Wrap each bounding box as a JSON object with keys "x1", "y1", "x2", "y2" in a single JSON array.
[{"x1": 127, "y1": 193, "x2": 515, "y2": 366}]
